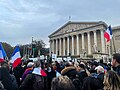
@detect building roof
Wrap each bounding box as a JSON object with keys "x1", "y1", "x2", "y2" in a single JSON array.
[
  {"x1": 49, "y1": 21, "x2": 108, "y2": 38},
  {"x1": 112, "y1": 26, "x2": 120, "y2": 30}
]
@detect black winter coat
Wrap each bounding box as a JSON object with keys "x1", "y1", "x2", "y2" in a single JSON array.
[
  {"x1": 116, "y1": 65, "x2": 120, "y2": 76},
  {"x1": 13, "y1": 65, "x2": 24, "y2": 86},
  {"x1": 0, "y1": 66, "x2": 13, "y2": 90},
  {"x1": 19, "y1": 74, "x2": 35, "y2": 90},
  {"x1": 82, "y1": 76, "x2": 103, "y2": 90},
  {"x1": 77, "y1": 70, "x2": 88, "y2": 84},
  {"x1": 97, "y1": 73, "x2": 104, "y2": 89}
]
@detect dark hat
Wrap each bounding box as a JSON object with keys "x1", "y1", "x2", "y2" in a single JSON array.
[
  {"x1": 113, "y1": 53, "x2": 120, "y2": 63},
  {"x1": 79, "y1": 64, "x2": 85, "y2": 69}
]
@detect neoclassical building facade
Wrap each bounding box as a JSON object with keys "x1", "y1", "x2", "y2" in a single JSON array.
[
  {"x1": 49, "y1": 21, "x2": 109, "y2": 58},
  {"x1": 112, "y1": 26, "x2": 120, "y2": 53}
]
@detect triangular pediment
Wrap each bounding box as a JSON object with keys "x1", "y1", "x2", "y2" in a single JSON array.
[{"x1": 49, "y1": 21, "x2": 107, "y2": 37}]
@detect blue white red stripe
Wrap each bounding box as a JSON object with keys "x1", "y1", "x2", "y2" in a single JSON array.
[
  {"x1": 11, "y1": 46, "x2": 21, "y2": 68},
  {"x1": 104, "y1": 25, "x2": 112, "y2": 42},
  {"x1": 0, "y1": 43, "x2": 6, "y2": 63},
  {"x1": 32, "y1": 67, "x2": 47, "y2": 76}
]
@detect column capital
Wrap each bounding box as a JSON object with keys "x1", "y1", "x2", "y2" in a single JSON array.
[
  {"x1": 81, "y1": 32, "x2": 84, "y2": 35},
  {"x1": 93, "y1": 30, "x2": 97, "y2": 33},
  {"x1": 87, "y1": 31, "x2": 90, "y2": 34},
  {"x1": 67, "y1": 35, "x2": 71, "y2": 38},
  {"x1": 100, "y1": 29, "x2": 104, "y2": 32},
  {"x1": 76, "y1": 34, "x2": 79, "y2": 37},
  {"x1": 56, "y1": 38, "x2": 59, "y2": 40},
  {"x1": 71, "y1": 35, "x2": 74, "y2": 37},
  {"x1": 59, "y1": 38, "x2": 61, "y2": 40}
]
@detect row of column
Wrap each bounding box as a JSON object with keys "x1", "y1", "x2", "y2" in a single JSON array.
[{"x1": 50, "y1": 30, "x2": 105, "y2": 56}]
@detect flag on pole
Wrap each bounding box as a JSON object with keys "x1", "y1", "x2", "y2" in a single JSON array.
[
  {"x1": 11, "y1": 46, "x2": 21, "y2": 68},
  {"x1": 104, "y1": 25, "x2": 113, "y2": 42},
  {"x1": 0, "y1": 43, "x2": 6, "y2": 63}
]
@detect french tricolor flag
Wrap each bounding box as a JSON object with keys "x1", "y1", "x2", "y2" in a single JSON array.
[
  {"x1": 11, "y1": 46, "x2": 21, "y2": 68},
  {"x1": 32, "y1": 67, "x2": 47, "y2": 77},
  {"x1": 0, "y1": 43, "x2": 6, "y2": 63},
  {"x1": 104, "y1": 25, "x2": 113, "y2": 42}
]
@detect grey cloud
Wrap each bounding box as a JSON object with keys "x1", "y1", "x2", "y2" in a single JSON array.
[{"x1": 0, "y1": 0, "x2": 120, "y2": 46}]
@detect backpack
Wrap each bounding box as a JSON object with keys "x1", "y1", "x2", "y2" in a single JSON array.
[{"x1": 33, "y1": 74, "x2": 44, "y2": 90}]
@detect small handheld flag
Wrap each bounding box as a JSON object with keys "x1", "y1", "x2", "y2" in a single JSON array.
[
  {"x1": 104, "y1": 25, "x2": 112, "y2": 42},
  {"x1": 32, "y1": 67, "x2": 47, "y2": 77},
  {"x1": 11, "y1": 46, "x2": 21, "y2": 68},
  {"x1": 0, "y1": 43, "x2": 7, "y2": 63}
]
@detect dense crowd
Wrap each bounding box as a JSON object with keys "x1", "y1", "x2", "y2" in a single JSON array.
[{"x1": 0, "y1": 53, "x2": 120, "y2": 90}]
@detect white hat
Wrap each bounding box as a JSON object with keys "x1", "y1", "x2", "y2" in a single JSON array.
[
  {"x1": 95, "y1": 66, "x2": 104, "y2": 73},
  {"x1": 27, "y1": 62, "x2": 34, "y2": 68}
]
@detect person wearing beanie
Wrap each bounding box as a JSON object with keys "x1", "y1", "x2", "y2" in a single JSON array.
[
  {"x1": 21, "y1": 62, "x2": 34, "y2": 81},
  {"x1": 76, "y1": 64, "x2": 88, "y2": 84},
  {"x1": 95, "y1": 65, "x2": 104, "y2": 89}
]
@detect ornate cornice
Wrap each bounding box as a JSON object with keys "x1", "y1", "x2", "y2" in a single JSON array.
[{"x1": 49, "y1": 21, "x2": 108, "y2": 38}]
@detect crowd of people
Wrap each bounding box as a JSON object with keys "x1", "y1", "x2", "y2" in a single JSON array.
[{"x1": 0, "y1": 53, "x2": 120, "y2": 90}]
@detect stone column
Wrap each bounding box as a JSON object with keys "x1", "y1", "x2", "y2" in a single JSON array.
[
  {"x1": 76, "y1": 34, "x2": 79, "y2": 55},
  {"x1": 59, "y1": 38, "x2": 61, "y2": 56},
  {"x1": 67, "y1": 36, "x2": 70, "y2": 56},
  {"x1": 72, "y1": 35, "x2": 74, "y2": 55},
  {"x1": 82, "y1": 33, "x2": 85, "y2": 51},
  {"x1": 63, "y1": 37, "x2": 66, "y2": 56},
  {"x1": 101, "y1": 30, "x2": 105, "y2": 53},
  {"x1": 94, "y1": 31, "x2": 97, "y2": 46},
  {"x1": 93, "y1": 31, "x2": 97, "y2": 52},
  {"x1": 56, "y1": 39, "x2": 58, "y2": 56},
  {"x1": 52, "y1": 40, "x2": 54, "y2": 54},
  {"x1": 49, "y1": 40, "x2": 52, "y2": 56},
  {"x1": 87, "y1": 32, "x2": 91, "y2": 54}
]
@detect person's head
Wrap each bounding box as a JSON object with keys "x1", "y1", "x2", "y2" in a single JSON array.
[
  {"x1": 27, "y1": 62, "x2": 34, "y2": 68},
  {"x1": 112, "y1": 53, "x2": 120, "y2": 67},
  {"x1": 95, "y1": 65, "x2": 104, "y2": 74},
  {"x1": 0, "y1": 61, "x2": 9, "y2": 71},
  {"x1": 65, "y1": 62, "x2": 73, "y2": 67},
  {"x1": 61, "y1": 67, "x2": 77, "y2": 79},
  {"x1": 34, "y1": 60, "x2": 41, "y2": 68},
  {"x1": 51, "y1": 76, "x2": 75, "y2": 90},
  {"x1": 76, "y1": 64, "x2": 85, "y2": 72},
  {"x1": 103, "y1": 70, "x2": 120, "y2": 90}
]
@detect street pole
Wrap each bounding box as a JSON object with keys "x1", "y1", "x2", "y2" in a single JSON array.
[
  {"x1": 23, "y1": 45, "x2": 25, "y2": 57},
  {"x1": 31, "y1": 37, "x2": 34, "y2": 58}
]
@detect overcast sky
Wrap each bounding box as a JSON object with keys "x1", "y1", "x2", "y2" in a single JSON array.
[{"x1": 0, "y1": 0, "x2": 120, "y2": 47}]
